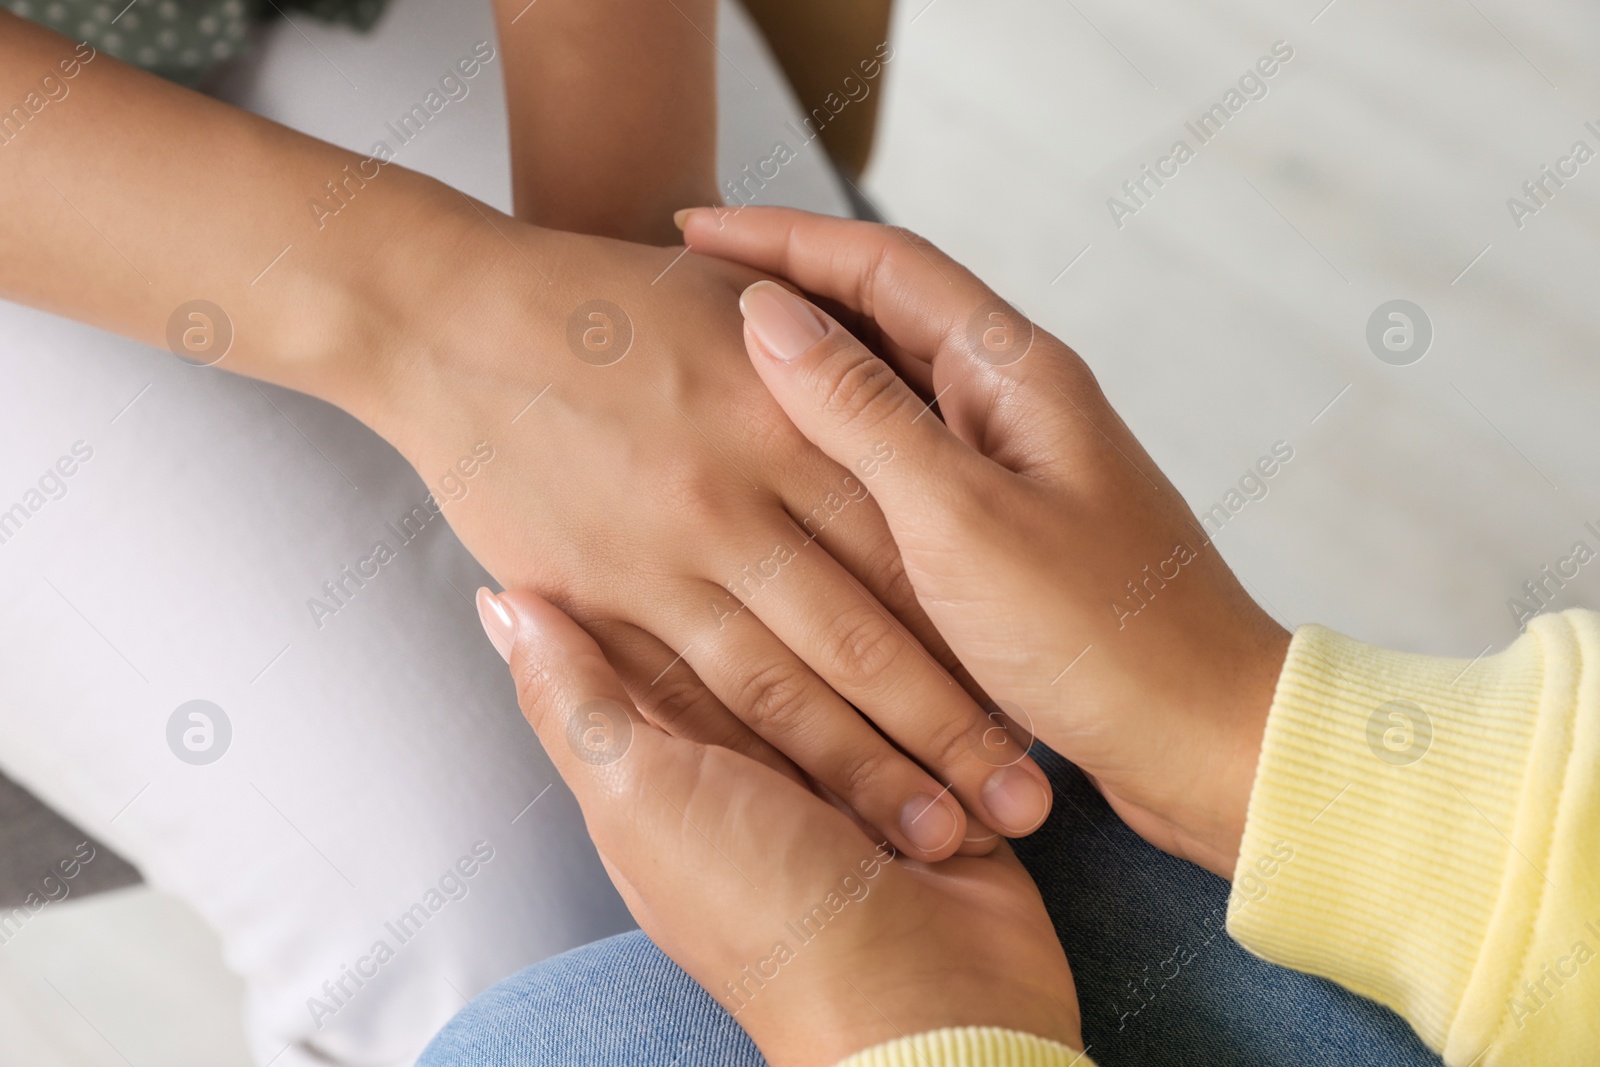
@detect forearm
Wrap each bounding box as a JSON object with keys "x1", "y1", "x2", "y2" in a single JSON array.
[
  {"x1": 0, "y1": 14, "x2": 493, "y2": 411},
  {"x1": 492, "y1": 0, "x2": 719, "y2": 244}
]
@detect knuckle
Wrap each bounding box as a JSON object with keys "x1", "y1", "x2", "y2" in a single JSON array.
[
  {"x1": 736, "y1": 662, "x2": 815, "y2": 739},
  {"x1": 639, "y1": 674, "x2": 709, "y2": 733},
  {"x1": 813, "y1": 339, "x2": 915, "y2": 430},
  {"x1": 928, "y1": 712, "x2": 985, "y2": 775},
  {"x1": 510, "y1": 655, "x2": 557, "y2": 732},
  {"x1": 850, "y1": 236, "x2": 895, "y2": 315},
  {"x1": 850, "y1": 550, "x2": 963, "y2": 674},
  {"x1": 859, "y1": 546, "x2": 918, "y2": 615},
  {"x1": 820, "y1": 607, "x2": 904, "y2": 691},
  {"x1": 840, "y1": 746, "x2": 897, "y2": 803},
  {"x1": 886, "y1": 226, "x2": 936, "y2": 256},
  {"x1": 873, "y1": 228, "x2": 946, "y2": 283},
  {"x1": 513, "y1": 641, "x2": 620, "y2": 740},
  {"x1": 1050, "y1": 346, "x2": 1109, "y2": 409}
]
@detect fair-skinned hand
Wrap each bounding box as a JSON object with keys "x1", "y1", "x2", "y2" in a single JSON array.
[
  {"x1": 679, "y1": 206, "x2": 1293, "y2": 879},
  {"x1": 476, "y1": 586, "x2": 1083, "y2": 1067},
  {"x1": 356, "y1": 221, "x2": 1058, "y2": 862},
  {"x1": 0, "y1": 17, "x2": 1050, "y2": 863}
]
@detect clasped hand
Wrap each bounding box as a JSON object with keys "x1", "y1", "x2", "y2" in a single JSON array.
[{"x1": 479, "y1": 207, "x2": 1292, "y2": 1066}]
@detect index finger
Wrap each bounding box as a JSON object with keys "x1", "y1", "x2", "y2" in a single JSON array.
[
  {"x1": 677, "y1": 206, "x2": 1023, "y2": 369},
  {"x1": 677, "y1": 206, "x2": 1063, "y2": 448}
]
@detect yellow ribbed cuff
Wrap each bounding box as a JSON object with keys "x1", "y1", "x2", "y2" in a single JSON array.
[
  {"x1": 1228, "y1": 612, "x2": 1598, "y2": 1064},
  {"x1": 835, "y1": 1027, "x2": 1093, "y2": 1067}
]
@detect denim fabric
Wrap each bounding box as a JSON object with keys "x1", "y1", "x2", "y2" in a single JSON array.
[
  {"x1": 1014, "y1": 748, "x2": 1438, "y2": 1066},
  {"x1": 421, "y1": 747, "x2": 1442, "y2": 1067},
  {"x1": 420, "y1": 929, "x2": 764, "y2": 1067}
]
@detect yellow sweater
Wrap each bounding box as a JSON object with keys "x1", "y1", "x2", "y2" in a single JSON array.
[{"x1": 838, "y1": 610, "x2": 1600, "y2": 1067}]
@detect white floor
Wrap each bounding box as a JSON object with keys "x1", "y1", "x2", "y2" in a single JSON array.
[
  {"x1": 4, "y1": 0, "x2": 1597, "y2": 1063},
  {"x1": 0, "y1": 888, "x2": 251, "y2": 1067}
]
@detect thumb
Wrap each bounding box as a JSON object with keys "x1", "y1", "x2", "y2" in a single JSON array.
[
  {"x1": 738, "y1": 280, "x2": 985, "y2": 522},
  {"x1": 476, "y1": 586, "x2": 884, "y2": 932},
  {"x1": 474, "y1": 587, "x2": 845, "y2": 889},
  {"x1": 475, "y1": 586, "x2": 689, "y2": 865}
]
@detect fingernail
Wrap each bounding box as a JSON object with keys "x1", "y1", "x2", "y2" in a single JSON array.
[
  {"x1": 739, "y1": 281, "x2": 826, "y2": 361},
  {"x1": 900, "y1": 793, "x2": 960, "y2": 854},
  {"x1": 672, "y1": 208, "x2": 692, "y2": 231},
  {"x1": 476, "y1": 587, "x2": 515, "y2": 664},
  {"x1": 982, "y1": 766, "x2": 1050, "y2": 835}
]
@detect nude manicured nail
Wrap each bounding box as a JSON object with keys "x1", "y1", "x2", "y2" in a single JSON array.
[
  {"x1": 672, "y1": 208, "x2": 692, "y2": 231},
  {"x1": 982, "y1": 765, "x2": 1050, "y2": 835},
  {"x1": 476, "y1": 587, "x2": 516, "y2": 664},
  {"x1": 739, "y1": 281, "x2": 826, "y2": 361},
  {"x1": 900, "y1": 793, "x2": 960, "y2": 854}
]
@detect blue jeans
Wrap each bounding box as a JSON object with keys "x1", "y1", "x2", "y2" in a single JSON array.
[{"x1": 421, "y1": 748, "x2": 1441, "y2": 1066}]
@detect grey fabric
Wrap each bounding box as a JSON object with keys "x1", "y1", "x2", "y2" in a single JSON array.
[
  {"x1": 0, "y1": 768, "x2": 140, "y2": 909},
  {"x1": 5, "y1": 0, "x2": 388, "y2": 87}
]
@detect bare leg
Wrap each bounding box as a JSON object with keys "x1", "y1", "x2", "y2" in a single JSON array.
[
  {"x1": 739, "y1": 0, "x2": 895, "y2": 180},
  {"x1": 491, "y1": 0, "x2": 721, "y2": 244}
]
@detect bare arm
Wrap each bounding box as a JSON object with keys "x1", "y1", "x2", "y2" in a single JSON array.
[
  {"x1": 0, "y1": 13, "x2": 1045, "y2": 862},
  {"x1": 0, "y1": 13, "x2": 501, "y2": 409},
  {"x1": 491, "y1": 0, "x2": 720, "y2": 244}
]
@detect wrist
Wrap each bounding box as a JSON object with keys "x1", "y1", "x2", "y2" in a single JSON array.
[
  {"x1": 242, "y1": 169, "x2": 546, "y2": 426},
  {"x1": 1191, "y1": 617, "x2": 1290, "y2": 878},
  {"x1": 1093, "y1": 603, "x2": 1287, "y2": 881},
  {"x1": 1203, "y1": 617, "x2": 1292, "y2": 876}
]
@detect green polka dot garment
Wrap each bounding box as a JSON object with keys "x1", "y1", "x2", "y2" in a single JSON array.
[{"x1": 5, "y1": 0, "x2": 387, "y2": 86}]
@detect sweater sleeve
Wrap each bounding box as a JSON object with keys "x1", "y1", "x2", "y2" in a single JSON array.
[
  {"x1": 835, "y1": 1027, "x2": 1094, "y2": 1067},
  {"x1": 1227, "y1": 609, "x2": 1600, "y2": 1066}
]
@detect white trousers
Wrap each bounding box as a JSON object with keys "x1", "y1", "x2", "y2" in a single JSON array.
[{"x1": 0, "y1": 2, "x2": 849, "y2": 1064}]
